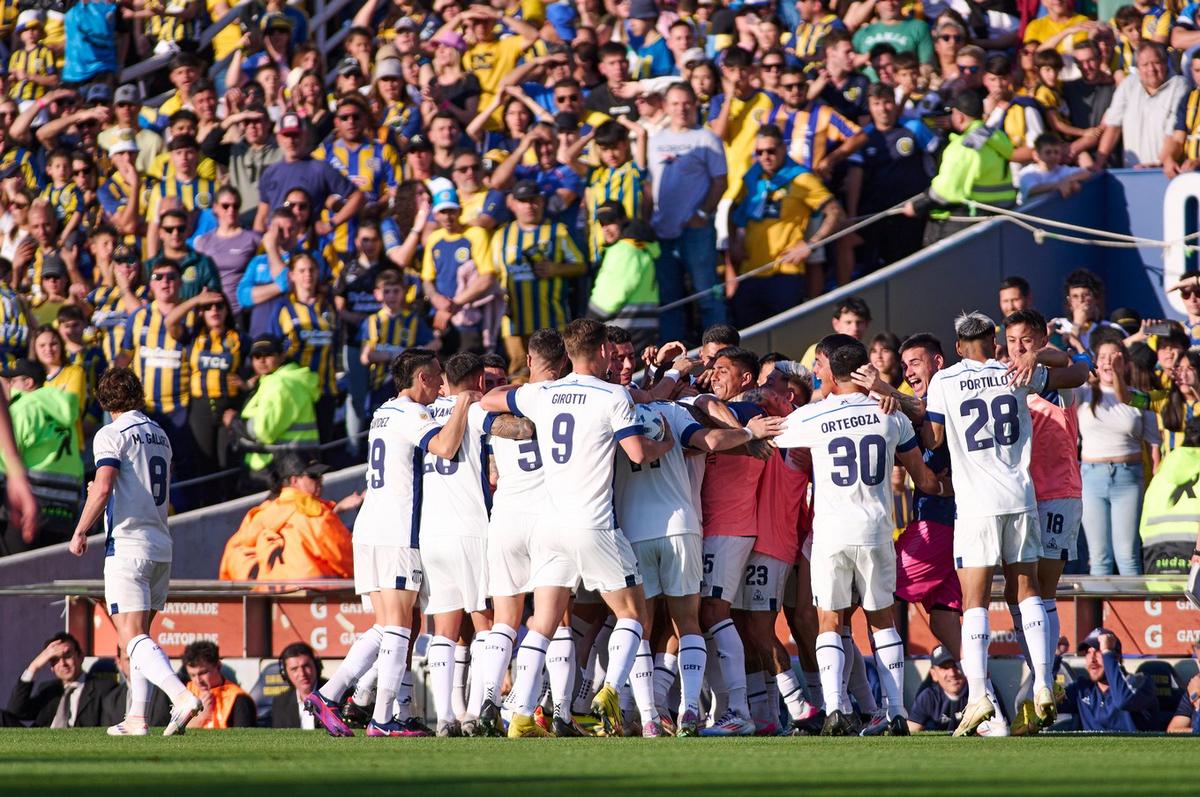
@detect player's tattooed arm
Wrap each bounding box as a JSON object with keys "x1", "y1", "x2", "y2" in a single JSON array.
[
  {"x1": 489, "y1": 414, "x2": 534, "y2": 440},
  {"x1": 852, "y1": 365, "x2": 926, "y2": 425}
]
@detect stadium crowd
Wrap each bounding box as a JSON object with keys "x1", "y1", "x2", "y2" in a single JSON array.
[{"x1": 10, "y1": 0, "x2": 1200, "y2": 551}]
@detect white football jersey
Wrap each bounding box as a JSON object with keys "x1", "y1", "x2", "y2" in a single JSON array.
[
  {"x1": 508, "y1": 373, "x2": 640, "y2": 530},
  {"x1": 775, "y1": 392, "x2": 917, "y2": 545},
  {"x1": 489, "y1": 431, "x2": 545, "y2": 517},
  {"x1": 676, "y1": 396, "x2": 707, "y2": 525},
  {"x1": 354, "y1": 395, "x2": 442, "y2": 547},
  {"x1": 92, "y1": 411, "x2": 173, "y2": 561},
  {"x1": 419, "y1": 396, "x2": 491, "y2": 539},
  {"x1": 613, "y1": 401, "x2": 704, "y2": 543},
  {"x1": 925, "y1": 358, "x2": 1046, "y2": 518}
]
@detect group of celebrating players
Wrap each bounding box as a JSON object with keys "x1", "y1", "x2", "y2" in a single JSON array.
[{"x1": 79, "y1": 303, "x2": 1091, "y2": 739}]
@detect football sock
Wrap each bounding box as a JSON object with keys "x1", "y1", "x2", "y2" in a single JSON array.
[
  {"x1": 1019, "y1": 596, "x2": 1051, "y2": 692},
  {"x1": 630, "y1": 639, "x2": 657, "y2": 725},
  {"x1": 845, "y1": 633, "x2": 878, "y2": 713},
  {"x1": 603, "y1": 618, "x2": 643, "y2": 692},
  {"x1": 427, "y1": 635, "x2": 455, "y2": 724},
  {"x1": 653, "y1": 652, "x2": 677, "y2": 710},
  {"x1": 872, "y1": 627, "x2": 907, "y2": 720},
  {"x1": 815, "y1": 631, "x2": 846, "y2": 713},
  {"x1": 803, "y1": 670, "x2": 824, "y2": 710},
  {"x1": 373, "y1": 626, "x2": 411, "y2": 725},
  {"x1": 1044, "y1": 598, "x2": 1061, "y2": 670},
  {"x1": 962, "y1": 607, "x2": 991, "y2": 703},
  {"x1": 677, "y1": 634, "x2": 706, "y2": 717},
  {"x1": 546, "y1": 626, "x2": 576, "y2": 717},
  {"x1": 764, "y1": 672, "x2": 780, "y2": 726},
  {"x1": 710, "y1": 619, "x2": 748, "y2": 716},
  {"x1": 704, "y1": 632, "x2": 729, "y2": 718},
  {"x1": 985, "y1": 678, "x2": 1003, "y2": 716},
  {"x1": 127, "y1": 635, "x2": 190, "y2": 705},
  {"x1": 511, "y1": 631, "x2": 550, "y2": 715},
  {"x1": 396, "y1": 672, "x2": 414, "y2": 721},
  {"x1": 452, "y1": 643, "x2": 470, "y2": 721},
  {"x1": 466, "y1": 633, "x2": 488, "y2": 719},
  {"x1": 776, "y1": 667, "x2": 809, "y2": 721},
  {"x1": 1008, "y1": 603, "x2": 1032, "y2": 668},
  {"x1": 125, "y1": 669, "x2": 150, "y2": 726},
  {"x1": 480, "y1": 623, "x2": 516, "y2": 704},
  {"x1": 619, "y1": 680, "x2": 635, "y2": 713},
  {"x1": 747, "y1": 671, "x2": 769, "y2": 727},
  {"x1": 320, "y1": 624, "x2": 383, "y2": 703},
  {"x1": 351, "y1": 665, "x2": 378, "y2": 707}
]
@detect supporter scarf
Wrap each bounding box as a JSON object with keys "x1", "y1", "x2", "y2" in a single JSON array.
[{"x1": 731, "y1": 158, "x2": 809, "y2": 226}]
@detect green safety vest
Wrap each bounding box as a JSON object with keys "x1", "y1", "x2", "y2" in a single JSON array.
[
  {"x1": 1139, "y1": 445, "x2": 1200, "y2": 573},
  {"x1": 0, "y1": 387, "x2": 83, "y2": 511},
  {"x1": 240, "y1": 362, "x2": 320, "y2": 472},
  {"x1": 929, "y1": 120, "x2": 1017, "y2": 218},
  {"x1": 587, "y1": 238, "x2": 661, "y2": 333}
]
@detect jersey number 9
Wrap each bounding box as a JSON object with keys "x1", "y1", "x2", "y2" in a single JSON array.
[
  {"x1": 368, "y1": 439, "x2": 386, "y2": 488},
  {"x1": 550, "y1": 413, "x2": 574, "y2": 464}
]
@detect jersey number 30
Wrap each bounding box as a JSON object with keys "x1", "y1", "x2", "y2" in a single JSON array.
[{"x1": 828, "y1": 435, "x2": 886, "y2": 486}]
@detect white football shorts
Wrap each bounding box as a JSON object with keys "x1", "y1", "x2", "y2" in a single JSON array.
[
  {"x1": 954, "y1": 510, "x2": 1040, "y2": 569},
  {"x1": 1037, "y1": 498, "x2": 1082, "y2": 562},
  {"x1": 487, "y1": 513, "x2": 533, "y2": 598},
  {"x1": 633, "y1": 534, "x2": 702, "y2": 599},
  {"x1": 104, "y1": 556, "x2": 170, "y2": 614},
  {"x1": 699, "y1": 535, "x2": 756, "y2": 602},
  {"x1": 732, "y1": 552, "x2": 791, "y2": 612},
  {"x1": 423, "y1": 535, "x2": 489, "y2": 614},
  {"x1": 809, "y1": 537, "x2": 896, "y2": 612}
]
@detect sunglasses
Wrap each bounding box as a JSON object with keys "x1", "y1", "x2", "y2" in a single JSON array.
[
  {"x1": 556, "y1": 94, "x2": 581, "y2": 102},
  {"x1": 454, "y1": 163, "x2": 481, "y2": 172},
  {"x1": 762, "y1": 63, "x2": 783, "y2": 71},
  {"x1": 337, "y1": 112, "x2": 362, "y2": 122},
  {"x1": 283, "y1": 201, "x2": 310, "y2": 210},
  {"x1": 43, "y1": 273, "x2": 65, "y2": 280},
  {"x1": 939, "y1": 34, "x2": 965, "y2": 42},
  {"x1": 957, "y1": 64, "x2": 980, "y2": 74},
  {"x1": 244, "y1": 117, "x2": 267, "y2": 125},
  {"x1": 754, "y1": 148, "x2": 779, "y2": 156},
  {"x1": 161, "y1": 225, "x2": 186, "y2": 234},
  {"x1": 1182, "y1": 288, "x2": 1198, "y2": 299},
  {"x1": 151, "y1": 272, "x2": 180, "y2": 281},
  {"x1": 780, "y1": 82, "x2": 803, "y2": 90},
  {"x1": 217, "y1": 201, "x2": 236, "y2": 209},
  {"x1": 73, "y1": 168, "x2": 92, "y2": 176}
]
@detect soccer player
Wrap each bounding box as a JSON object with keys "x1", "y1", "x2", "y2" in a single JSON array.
[
  {"x1": 923, "y1": 311, "x2": 1079, "y2": 736},
  {"x1": 614, "y1": 400, "x2": 784, "y2": 736},
  {"x1": 67, "y1": 368, "x2": 203, "y2": 737},
  {"x1": 480, "y1": 318, "x2": 673, "y2": 737},
  {"x1": 305, "y1": 349, "x2": 480, "y2": 737},
  {"x1": 1003, "y1": 308, "x2": 1090, "y2": 734},
  {"x1": 475, "y1": 329, "x2": 566, "y2": 736},
  {"x1": 774, "y1": 335, "x2": 945, "y2": 736}
]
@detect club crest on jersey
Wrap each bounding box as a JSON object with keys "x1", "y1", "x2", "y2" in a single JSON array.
[
  {"x1": 196, "y1": 193, "x2": 212, "y2": 208},
  {"x1": 455, "y1": 246, "x2": 469, "y2": 263},
  {"x1": 896, "y1": 136, "x2": 914, "y2": 156}
]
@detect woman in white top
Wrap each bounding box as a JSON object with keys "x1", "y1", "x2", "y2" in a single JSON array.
[{"x1": 1075, "y1": 338, "x2": 1161, "y2": 575}]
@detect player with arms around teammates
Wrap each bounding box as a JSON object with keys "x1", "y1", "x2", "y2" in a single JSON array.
[
  {"x1": 922, "y1": 312, "x2": 1083, "y2": 736},
  {"x1": 774, "y1": 335, "x2": 948, "y2": 737},
  {"x1": 68, "y1": 368, "x2": 203, "y2": 737},
  {"x1": 305, "y1": 348, "x2": 480, "y2": 737}
]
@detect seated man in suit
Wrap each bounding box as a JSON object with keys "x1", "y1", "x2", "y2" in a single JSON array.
[
  {"x1": 182, "y1": 641, "x2": 257, "y2": 729},
  {"x1": 6, "y1": 632, "x2": 118, "y2": 727},
  {"x1": 102, "y1": 644, "x2": 173, "y2": 728},
  {"x1": 270, "y1": 642, "x2": 322, "y2": 729}
]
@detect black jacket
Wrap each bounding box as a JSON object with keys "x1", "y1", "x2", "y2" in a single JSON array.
[
  {"x1": 270, "y1": 688, "x2": 303, "y2": 728},
  {"x1": 7, "y1": 676, "x2": 118, "y2": 727},
  {"x1": 100, "y1": 681, "x2": 173, "y2": 727}
]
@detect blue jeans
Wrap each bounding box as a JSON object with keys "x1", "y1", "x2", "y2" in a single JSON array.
[
  {"x1": 343, "y1": 344, "x2": 369, "y2": 457},
  {"x1": 655, "y1": 224, "x2": 727, "y2": 343},
  {"x1": 1080, "y1": 462, "x2": 1144, "y2": 575}
]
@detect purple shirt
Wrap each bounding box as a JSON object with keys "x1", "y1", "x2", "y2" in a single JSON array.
[
  {"x1": 193, "y1": 228, "x2": 262, "y2": 314},
  {"x1": 257, "y1": 157, "x2": 357, "y2": 212}
]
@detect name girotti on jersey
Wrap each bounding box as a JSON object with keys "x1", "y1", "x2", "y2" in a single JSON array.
[
  {"x1": 820, "y1": 413, "x2": 880, "y2": 434},
  {"x1": 551, "y1": 393, "x2": 588, "y2": 405}
]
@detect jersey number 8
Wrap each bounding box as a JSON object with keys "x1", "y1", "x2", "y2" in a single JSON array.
[{"x1": 148, "y1": 455, "x2": 168, "y2": 507}]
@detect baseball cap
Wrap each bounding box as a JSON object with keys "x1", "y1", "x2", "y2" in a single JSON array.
[
  {"x1": 85, "y1": 84, "x2": 113, "y2": 106},
  {"x1": 431, "y1": 183, "x2": 461, "y2": 213},
  {"x1": 681, "y1": 47, "x2": 707, "y2": 68},
  {"x1": 407, "y1": 133, "x2": 432, "y2": 152},
  {"x1": 167, "y1": 134, "x2": 199, "y2": 151},
  {"x1": 595, "y1": 200, "x2": 627, "y2": 227},
  {"x1": 512, "y1": 180, "x2": 541, "y2": 202},
  {"x1": 374, "y1": 59, "x2": 404, "y2": 81},
  {"x1": 262, "y1": 12, "x2": 294, "y2": 33},
  {"x1": 250, "y1": 334, "x2": 283, "y2": 357},
  {"x1": 554, "y1": 111, "x2": 579, "y2": 132},
  {"x1": 432, "y1": 30, "x2": 467, "y2": 53},
  {"x1": 107, "y1": 129, "x2": 140, "y2": 156},
  {"x1": 114, "y1": 83, "x2": 142, "y2": 105},
  {"x1": 40, "y1": 254, "x2": 67, "y2": 279},
  {"x1": 1078, "y1": 627, "x2": 1122, "y2": 655},
  {"x1": 274, "y1": 453, "x2": 331, "y2": 480},
  {"x1": 336, "y1": 56, "x2": 363, "y2": 77},
  {"x1": 628, "y1": 0, "x2": 659, "y2": 20},
  {"x1": 1110, "y1": 307, "x2": 1142, "y2": 334},
  {"x1": 951, "y1": 91, "x2": 983, "y2": 118},
  {"x1": 395, "y1": 16, "x2": 419, "y2": 32},
  {"x1": 546, "y1": 2, "x2": 578, "y2": 41},
  {"x1": 15, "y1": 10, "x2": 42, "y2": 33},
  {"x1": 1, "y1": 358, "x2": 46, "y2": 386},
  {"x1": 621, "y1": 219, "x2": 657, "y2": 243},
  {"x1": 482, "y1": 148, "x2": 509, "y2": 172},
  {"x1": 930, "y1": 645, "x2": 957, "y2": 668},
  {"x1": 276, "y1": 112, "x2": 303, "y2": 135}
]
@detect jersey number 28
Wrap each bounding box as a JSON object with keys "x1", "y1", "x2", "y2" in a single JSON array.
[{"x1": 960, "y1": 395, "x2": 1020, "y2": 451}]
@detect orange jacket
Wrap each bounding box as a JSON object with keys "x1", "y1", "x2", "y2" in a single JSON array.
[
  {"x1": 186, "y1": 680, "x2": 251, "y2": 729},
  {"x1": 218, "y1": 487, "x2": 353, "y2": 581}
]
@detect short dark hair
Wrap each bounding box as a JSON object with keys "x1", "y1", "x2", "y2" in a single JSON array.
[
  {"x1": 598, "y1": 41, "x2": 628, "y2": 61},
  {"x1": 96, "y1": 367, "x2": 145, "y2": 413},
  {"x1": 605, "y1": 325, "x2": 632, "y2": 345},
  {"x1": 713, "y1": 346, "x2": 759, "y2": 377},
  {"x1": 822, "y1": 28, "x2": 853, "y2": 54},
  {"x1": 867, "y1": 82, "x2": 893, "y2": 100},
  {"x1": 444, "y1": 351, "x2": 483, "y2": 387},
  {"x1": 528, "y1": 328, "x2": 566, "y2": 366},
  {"x1": 999, "y1": 275, "x2": 1030, "y2": 296},
  {"x1": 391, "y1": 348, "x2": 439, "y2": 391},
  {"x1": 563, "y1": 318, "x2": 608, "y2": 359},
  {"x1": 869, "y1": 42, "x2": 897, "y2": 61},
  {"x1": 755, "y1": 123, "x2": 784, "y2": 144},
  {"x1": 817, "y1": 334, "x2": 869, "y2": 379},
  {"x1": 43, "y1": 631, "x2": 82, "y2": 657},
  {"x1": 1034, "y1": 132, "x2": 1063, "y2": 150},
  {"x1": 898, "y1": 332, "x2": 943, "y2": 359},
  {"x1": 833, "y1": 296, "x2": 872, "y2": 322},
  {"x1": 278, "y1": 642, "x2": 317, "y2": 686},
  {"x1": 722, "y1": 46, "x2": 753, "y2": 68},
  {"x1": 759, "y1": 351, "x2": 791, "y2": 366},
  {"x1": 480, "y1": 353, "x2": 507, "y2": 370},
  {"x1": 594, "y1": 120, "x2": 627, "y2": 147},
  {"x1": 1033, "y1": 48, "x2": 1063, "y2": 71},
  {"x1": 57, "y1": 304, "x2": 86, "y2": 324},
  {"x1": 182, "y1": 640, "x2": 221, "y2": 669},
  {"x1": 1065, "y1": 268, "x2": 1103, "y2": 298},
  {"x1": 702, "y1": 323, "x2": 740, "y2": 348},
  {"x1": 893, "y1": 51, "x2": 919, "y2": 71},
  {"x1": 1003, "y1": 308, "x2": 1049, "y2": 335}
]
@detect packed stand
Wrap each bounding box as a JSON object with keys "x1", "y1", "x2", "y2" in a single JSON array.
[{"x1": 3, "y1": 0, "x2": 1200, "y2": 549}]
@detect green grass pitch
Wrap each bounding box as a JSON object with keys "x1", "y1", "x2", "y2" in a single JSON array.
[{"x1": 0, "y1": 730, "x2": 1196, "y2": 796}]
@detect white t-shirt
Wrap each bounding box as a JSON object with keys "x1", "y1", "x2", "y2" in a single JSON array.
[
  {"x1": 613, "y1": 401, "x2": 705, "y2": 543},
  {"x1": 354, "y1": 395, "x2": 442, "y2": 548},
  {"x1": 925, "y1": 358, "x2": 1047, "y2": 518},
  {"x1": 93, "y1": 411, "x2": 173, "y2": 561},
  {"x1": 419, "y1": 395, "x2": 491, "y2": 540},
  {"x1": 775, "y1": 392, "x2": 917, "y2": 546},
  {"x1": 1016, "y1": 163, "x2": 1084, "y2": 204},
  {"x1": 508, "y1": 373, "x2": 641, "y2": 530}
]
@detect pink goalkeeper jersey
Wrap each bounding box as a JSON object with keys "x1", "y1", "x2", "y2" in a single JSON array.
[
  {"x1": 753, "y1": 450, "x2": 804, "y2": 563},
  {"x1": 1028, "y1": 390, "x2": 1082, "y2": 502},
  {"x1": 701, "y1": 451, "x2": 765, "y2": 538}
]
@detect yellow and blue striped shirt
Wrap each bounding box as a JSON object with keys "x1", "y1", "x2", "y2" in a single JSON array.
[
  {"x1": 147, "y1": 174, "x2": 218, "y2": 218},
  {"x1": 41, "y1": 182, "x2": 82, "y2": 222},
  {"x1": 0, "y1": 287, "x2": 28, "y2": 368},
  {"x1": 7, "y1": 45, "x2": 57, "y2": 101},
  {"x1": 791, "y1": 14, "x2": 843, "y2": 61},
  {"x1": 275, "y1": 295, "x2": 338, "y2": 396},
  {"x1": 489, "y1": 220, "x2": 582, "y2": 336},
  {"x1": 363, "y1": 306, "x2": 428, "y2": 389},
  {"x1": 189, "y1": 327, "x2": 243, "y2": 400},
  {"x1": 311, "y1": 138, "x2": 401, "y2": 255},
  {"x1": 88, "y1": 284, "x2": 149, "y2": 364},
  {"x1": 586, "y1": 161, "x2": 645, "y2": 262},
  {"x1": 121, "y1": 302, "x2": 194, "y2": 414}
]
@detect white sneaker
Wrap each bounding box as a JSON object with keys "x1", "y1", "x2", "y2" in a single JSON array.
[
  {"x1": 699, "y1": 709, "x2": 756, "y2": 736},
  {"x1": 107, "y1": 722, "x2": 149, "y2": 736},
  {"x1": 976, "y1": 716, "x2": 1010, "y2": 737},
  {"x1": 952, "y1": 697, "x2": 995, "y2": 737},
  {"x1": 164, "y1": 694, "x2": 203, "y2": 737}
]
